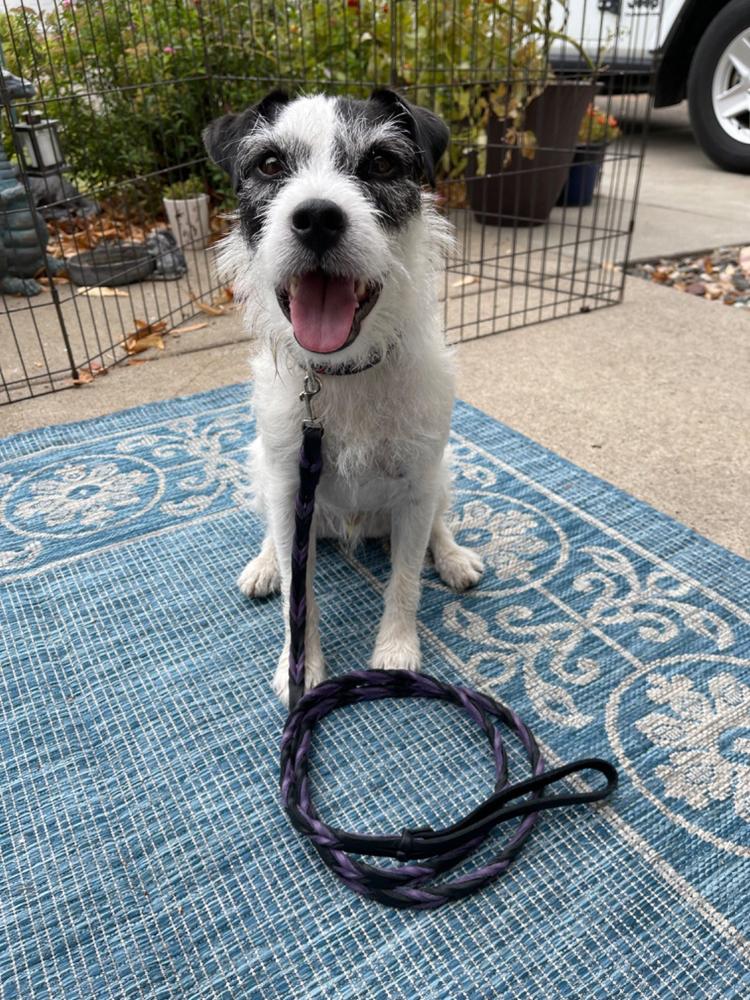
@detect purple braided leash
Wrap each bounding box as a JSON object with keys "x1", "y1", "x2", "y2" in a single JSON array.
[{"x1": 280, "y1": 421, "x2": 618, "y2": 910}]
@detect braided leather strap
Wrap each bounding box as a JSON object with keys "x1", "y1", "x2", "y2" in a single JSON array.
[{"x1": 281, "y1": 425, "x2": 618, "y2": 909}]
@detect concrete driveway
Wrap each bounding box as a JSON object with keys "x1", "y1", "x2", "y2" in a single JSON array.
[{"x1": 3, "y1": 101, "x2": 748, "y2": 557}]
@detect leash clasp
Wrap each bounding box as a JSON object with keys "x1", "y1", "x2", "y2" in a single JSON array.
[{"x1": 300, "y1": 367, "x2": 322, "y2": 428}]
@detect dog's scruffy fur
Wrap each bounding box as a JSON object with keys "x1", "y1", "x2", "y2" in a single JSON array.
[{"x1": 204, "y1": 89, "x2": 483, "y2": 704}]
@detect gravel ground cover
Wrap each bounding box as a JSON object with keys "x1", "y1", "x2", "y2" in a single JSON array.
[{"x1": 627, "y1": 245, "x2": 750, "y2": 308}]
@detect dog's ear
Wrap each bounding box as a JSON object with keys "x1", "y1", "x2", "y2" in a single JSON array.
[
  {"x1": 369, "y1": 89, "x2": 449, "y2": 186},
  {"x1": 203, "y1": 90, "x2": 290, "y2": 189}
]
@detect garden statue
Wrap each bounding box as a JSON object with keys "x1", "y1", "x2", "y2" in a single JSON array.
[{"x1": 0, "y1": 69, "x2": 64, "y2": 296}]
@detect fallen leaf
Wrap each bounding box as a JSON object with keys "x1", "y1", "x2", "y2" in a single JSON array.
[
  {"x1": 172, "y1": 322, "x2": 209, "y2": 335},
  {"x1": 76, "y1": 286, "x2": 129, "y2": 298},
  {"x1": 72, "y1": 370, "x2": 95, "y2": 385},
  {"x1": 127, "y1": 319, "x2": 169, "y2": 345},
  {"x1": 127, "y1": 358, "x2": 147, "y2": 365},
  {"x1": 451, "y1": 275, "x2": 479, "y2": 288},
  {"x1": 123, "y1": 333, "x2": 165, "y2": 354},
  {"x1": 195, "y1": 300, "x2": 228, "y2": 316}
]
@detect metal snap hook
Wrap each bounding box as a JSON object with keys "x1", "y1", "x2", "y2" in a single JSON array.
[{"x1": 300, "y1": 366, "x2": 322, "y2": 427}]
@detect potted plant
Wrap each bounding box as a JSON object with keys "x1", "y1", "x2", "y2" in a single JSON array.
[
  {"x1": 457, "y1": 4, "x2": 596, "y2": 226},
  {"x1": 557, "y1": 105, "x2": 622, "y2": 208},
  {"x1": 162, "y1": 176, "x2": 210, "y2": 251}
]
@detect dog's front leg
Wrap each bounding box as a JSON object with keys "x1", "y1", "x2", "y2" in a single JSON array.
[
  {"x1": 267, "y1": 487, "x2": 326, "y2": 706},
  {"x1": 372, "y1": 483, "x2": 437, "y2": 672}
]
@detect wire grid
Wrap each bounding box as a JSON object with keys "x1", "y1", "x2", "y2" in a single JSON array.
[{"x1": 0, "y1": 1, "x2": 660, "y2": 405}]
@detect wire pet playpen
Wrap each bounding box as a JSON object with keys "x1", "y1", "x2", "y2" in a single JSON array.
[{"x1": 0, "y1": 1, "x2": 660, "y2": 406}]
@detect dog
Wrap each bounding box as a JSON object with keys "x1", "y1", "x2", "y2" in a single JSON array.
[{"x1": 203, "y1": 89, "x2": 484, "y2": 705}]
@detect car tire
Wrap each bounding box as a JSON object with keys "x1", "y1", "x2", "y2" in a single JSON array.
[{"x1": 687, "y1": 0, "x2": 750, "y2": 173}]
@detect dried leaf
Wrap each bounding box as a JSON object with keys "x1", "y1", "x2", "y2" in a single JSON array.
[
  {"x1": 133, "y1": 319, "x2": 168, "y2": 339},
  {"x1": 123, "y1": 333, "x2": 165, "y2": 354},
  {"x1": 127, "y1": 358, "x2": 147, "y2": 366},
  {"x1": 72, "y1": 370, "x2": 95, "y2": 385},
  {"x1": 172, "y1": 322, "x2": 208, "y2": 334},
  {"x1": 519, "y1": 130, "x2": 537, "y2": 160},
  {"x1": 195, "y1": 300, "x2": 227, "y2": 316},
  {"x1": 76, "y1": 286, "x2": 129, "y2": 298}
]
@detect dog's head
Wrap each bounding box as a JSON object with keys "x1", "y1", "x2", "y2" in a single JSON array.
[{"x1": 204, "y1": 90, "x2": 449, "y2": 367}]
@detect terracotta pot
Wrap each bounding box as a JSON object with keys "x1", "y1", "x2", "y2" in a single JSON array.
[
  {"x1": 163, "y1": 193, "x2": 211, "y2": 251},
  {"x1": 468, "y1": 80, "x2": 596, "y2": 226}
]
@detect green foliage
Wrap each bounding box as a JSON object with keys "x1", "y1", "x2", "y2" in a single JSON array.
[
  {"x1": 1, "y1": 1, "x2": 576, "y2": 211},
  {"x1": 163, "y1": 176, "x2": 206, "y2": 200}
]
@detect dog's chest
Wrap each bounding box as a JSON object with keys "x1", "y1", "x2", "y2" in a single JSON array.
[{"x1": 318, "y1": 433, "x2": 413, "y2": 513}]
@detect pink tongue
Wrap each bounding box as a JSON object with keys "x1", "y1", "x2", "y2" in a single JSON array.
[{"x1": 290, "y1": 272, "x2": 357, "y2": 354}]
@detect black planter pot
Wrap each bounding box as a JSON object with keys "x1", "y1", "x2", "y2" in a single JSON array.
[
  {"x1": 557, "y1": 142, "x2": 607, "y2": 207},
  {"x1": 468, "y1": 80, "x2": 595, "y2": 227}
]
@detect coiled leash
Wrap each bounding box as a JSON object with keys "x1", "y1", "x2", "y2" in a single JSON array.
[{"x1": 279, "y1": 369, "x2": 618, "y2": 910}]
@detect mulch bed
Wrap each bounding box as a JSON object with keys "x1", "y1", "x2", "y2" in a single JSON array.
[{"x1": 627, "y1": 245, "x2": 750, "y2": 309}]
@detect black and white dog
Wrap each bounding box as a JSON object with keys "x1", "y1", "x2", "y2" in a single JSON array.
[{"x1": 204, "y1": 90, "x2": 483, "y2": 704}]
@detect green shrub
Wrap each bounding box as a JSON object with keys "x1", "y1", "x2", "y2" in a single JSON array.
[{"x1": 163, "y1": 176, "x2": 206, "y2": 201}]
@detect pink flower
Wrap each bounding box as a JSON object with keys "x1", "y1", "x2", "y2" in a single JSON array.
[{"x1": 163, "y1": 45, "x2": 175, "y2": 55}]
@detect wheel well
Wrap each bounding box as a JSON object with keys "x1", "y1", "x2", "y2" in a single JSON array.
[{"x1": 655, "y1": 0, "x2": 736, "y2": 107}]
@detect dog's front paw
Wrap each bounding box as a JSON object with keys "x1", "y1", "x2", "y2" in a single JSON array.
[
  {"x1": 371, "y1": 630, "x2": 422, "y2": 673},
  {"x1": 237, "y1": 549, "x2": 280, "y2": 599},
  {"x1": 272, "y1": 644, "x2": 327, "y2": 707},
  {"x1": 434, "y1": 544, "x2": 484, "y2": 592}
]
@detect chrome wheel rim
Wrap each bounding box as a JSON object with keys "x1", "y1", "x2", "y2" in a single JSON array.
[{"x1": 712, "y1": 28, "x2": 750, "y2": 144}]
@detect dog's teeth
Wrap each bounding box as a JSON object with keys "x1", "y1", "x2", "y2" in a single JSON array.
[
  {"x1": 289, "y1": 276, "x2": 299, "y2": 298},
  {"x1": 355, "y1": 279, "x2": 367, "y2": 300}
]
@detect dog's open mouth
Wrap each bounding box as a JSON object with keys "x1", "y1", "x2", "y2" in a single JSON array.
[{"x1": 276, "y1": 271, "x2": 381, "y2": 355}]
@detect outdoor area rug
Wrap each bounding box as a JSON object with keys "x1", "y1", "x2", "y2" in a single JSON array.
[{"x1": 1, "y1": 383, "x2": 748, "y2": 999}]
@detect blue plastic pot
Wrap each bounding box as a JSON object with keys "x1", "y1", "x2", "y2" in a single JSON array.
[{"x1": 557, "y1": 144, "x2": 607, "y2": 207}]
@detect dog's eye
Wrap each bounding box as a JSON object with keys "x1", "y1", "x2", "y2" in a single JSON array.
[
  {"x1": 257, "y1": 154, "x2": 284, "y2": 178},
  {"x1": 369, "y1": 154, "x2": 397, "y2": 179}
]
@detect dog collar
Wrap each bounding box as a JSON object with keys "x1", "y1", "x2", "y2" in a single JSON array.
[{"x1": 303, "y1": 343, "x2": 394, "y2": 377}]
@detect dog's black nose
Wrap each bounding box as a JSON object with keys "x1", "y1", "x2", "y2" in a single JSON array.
[{"x1": 291, "y1": 199, "x2": 346, "y2": 257}]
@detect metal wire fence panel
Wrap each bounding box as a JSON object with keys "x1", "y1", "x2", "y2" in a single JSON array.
[{"x1": 0, "y1": 1, "x2": 659, "y2": 405}]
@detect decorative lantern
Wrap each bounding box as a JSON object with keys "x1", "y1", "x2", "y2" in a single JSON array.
[{"x1": 13, "y1": 110, "x2": 66, "y2": 176}]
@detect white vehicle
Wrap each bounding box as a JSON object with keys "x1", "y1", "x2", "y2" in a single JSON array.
[{"x1": 554, "y1": 0, "x2": 750, "y2": 173}]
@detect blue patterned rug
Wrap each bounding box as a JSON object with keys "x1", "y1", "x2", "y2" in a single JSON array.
[{"x1": 1, "y1": 384, "x2": 749, "y2": 999}]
